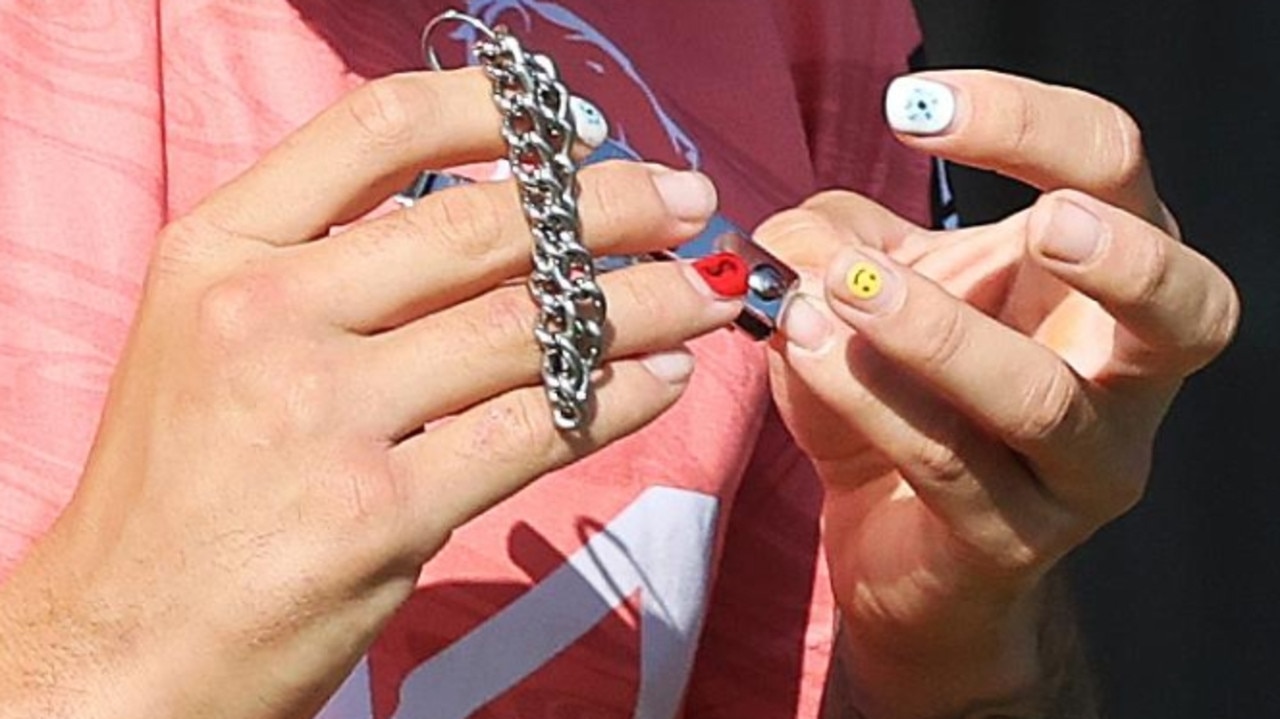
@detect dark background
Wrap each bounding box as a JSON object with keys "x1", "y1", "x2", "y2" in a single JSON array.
[{"x1": 911, "y1": 2, "x2": 1280, "y2": 717}]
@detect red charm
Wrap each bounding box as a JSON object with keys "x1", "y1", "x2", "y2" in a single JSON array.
[{"x1": 692, "y1": 252, "x2": 750, "y2": 297}]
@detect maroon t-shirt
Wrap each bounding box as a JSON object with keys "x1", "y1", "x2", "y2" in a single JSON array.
[{"x1": 0, "y1": 1, "x2": 930, "y2": 717}]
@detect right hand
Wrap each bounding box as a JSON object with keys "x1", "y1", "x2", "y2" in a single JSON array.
[{"x1": 0, "y1": 68, "x2": 738, "y2": 719}]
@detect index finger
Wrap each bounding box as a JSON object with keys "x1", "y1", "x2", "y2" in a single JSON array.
[
  {"x1": 884, "y1": 70, "x2": 1175, "y2": 232},
  {"x1": 196, "y1": 68, "x2": 503, "y2": 245}
]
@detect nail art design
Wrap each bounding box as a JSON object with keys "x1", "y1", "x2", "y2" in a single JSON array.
[
  {"x1": 884, "y1": 77, "x2": 956, "y2": 136},
  {"x1": 845, "y1": 261, "x2": 884, "y2": 300},
  {"x1": 570, "y1": 95, "x2": 610, "y2": 148},
  {"x1": 693, "y1": 252, "x2": 750, "y2": 297}
]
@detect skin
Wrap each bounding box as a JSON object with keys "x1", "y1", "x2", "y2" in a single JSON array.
[
  {"x1": 0, "y1": 63, "x2": 1238, "y2": 718},
  {"x1": 757, "y1": 71, "x2": 1240, "y2": 718},
  {"x1": 0, "y1": 68, "x2": 741, "y2": 719}
]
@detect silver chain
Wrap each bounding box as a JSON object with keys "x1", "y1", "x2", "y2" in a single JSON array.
[{"x1": 467, "y1": 25, "x2": 607, "y2": 431}]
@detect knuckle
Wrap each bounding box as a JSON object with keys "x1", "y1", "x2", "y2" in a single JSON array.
[
  {"x1": 1003, "y1": 82, "x2": 1038, "y2": 160},
  {"x1": 1118, "y1": 232, "x2": 1171, "y2": 309},
  {"x1": 914, "y1": 301, "x2": 967, "y2": 375},
  {"x1": 1008, "y1": 365, "x2": 1080, "y2": 447},
  {"x1": 1200, "y1": 270, "x2": 1243, "y2": 360},
  {"x1": 984, "y1": 538, "x2": 1046, "y2": 576},
  {"x1": 584, "y1": 162, "x2": 659, "y2": 233},
  {"x1": 473, "y1": 288, "x2": 536, "y2": 354},
  {"x1": 1101, "y1": 100, "x2": 1148, "y2": 190},
  {"x1": 345, "y1": 75, "x2": 420, "y2": 150},
  {"x1": 420, "y1": 185, "x2": 508, "y2": 262},
  {"x1": 610, "y1": 270, "x2": 675, "y2": 334},
  {"x1": 508, "y1": 395, "x2": 555, "y2": 459},
  {"x1": 194, "y1": 279, "x2": 342, "y2": 436},
  {"x1": 1173, "y1": 267, "x2": 1243, "y2": 373},
  {"x1": 906, "y1": 432, "x2": 969, "y2": 486},
  {"x1": 196, "y1": 273, "x2": 285, "y2": 344},
  {"x1": 952, "y1": 514, "x2": 1065, "y2": 577},
  {"x1": 946, "y1": 514, "x2": 1052, "y2": 578},
  {"x1": 471, "y1": 393, "x2": 557, "y2": 466}
]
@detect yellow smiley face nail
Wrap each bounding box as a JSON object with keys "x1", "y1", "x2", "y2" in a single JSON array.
[{"x1": 845, "y1": 261, "x2": 884, "y2": 300}]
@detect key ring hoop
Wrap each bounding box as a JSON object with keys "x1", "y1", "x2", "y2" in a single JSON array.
[{"x1": 421, "y1": 10, "x2": 498, "y2": 72}]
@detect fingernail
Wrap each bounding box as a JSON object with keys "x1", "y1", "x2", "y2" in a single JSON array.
[
  {"x1": 884, "y1": 76, "x2": 957, "y2": 136},
  {"x1": 653, "y1": 170, "x2": 718, "y2": 223},
  {"x1": 570, "y1": 95, "x2": 610, "y2": 149},
  {"x1": 641, "y1": 348, "x2": 696, "y2": 384},
  {"x1": 782, "y1": 295, "x2": 834, "y2": 352},
  {"x1": 680, "y1": 261, "x2": 748, "y2": 306},
  {"x1": 830, "y1": 251, "x2": 901, "y2": 314},
  {"x1": 691, "y1": 252, "x2": 750, "y2": 297},
  {"x1": 1038, "y1": 199, "x2": 1104, "y2": 264}
]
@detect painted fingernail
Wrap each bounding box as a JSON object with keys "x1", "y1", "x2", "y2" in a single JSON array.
[
  {"x1": 692, "y1": 252, "x2": 750, "y2": 297},
  {"x1": 830, "y1": 251, "x2": 901, "y2": 314},
  {"x1": 782, "y1": 294, "x2": 834, "y2": 352},
  {"x1": 641, "y1": 347, "x2": 696, "y2": 384},
  {"x1": 1038, "y1": 198, "x2": 1104, "y2": 264},
  {"x1": 570, "y1": 95, "x2": 610, "y2": 148},
  {"x1": 680, "y1": 260, "x2": 748, "y2": 305},
  {"x1": 653, "y1": 170, "x2": 718, "y2": 223},
  {"x1": 884, "y1": 76, "x2": 957, "y2": 136}
]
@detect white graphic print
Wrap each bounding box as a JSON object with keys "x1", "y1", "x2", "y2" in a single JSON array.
[
  {"x1": 317, "y1": 487, "x2": 720, "y2": 719},
  {"x1": 450, "y1": 0, "x2": 702, "y2": 167}
]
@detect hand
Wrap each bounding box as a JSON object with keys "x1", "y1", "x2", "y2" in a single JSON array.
[
  {"x1": 0, "y1": 68, "x2": 737, "y2": 719},
  {"x1": 757, "y1": 71, "x2": 1239, "y2": 717}
]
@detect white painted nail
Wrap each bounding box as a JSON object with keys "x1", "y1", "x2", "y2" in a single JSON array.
[
  {"x1": 884, "y1": 76, "x2": 956, "y2": 136},
  {"x1": 570, "y1": 95, "x2": 610, "y2": 148}
]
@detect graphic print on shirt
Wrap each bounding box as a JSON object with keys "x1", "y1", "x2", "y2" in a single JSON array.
[
  {"x1": 318, "y1": 487, "x2": 720, "y2": 719},
  {"x1": 448, "y1": 0, "x2": 702, "y2": 167}
]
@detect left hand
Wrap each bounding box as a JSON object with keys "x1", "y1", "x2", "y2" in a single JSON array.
[{"x1": 755, "y1": 70, "x2": 1239, "y2": 717}]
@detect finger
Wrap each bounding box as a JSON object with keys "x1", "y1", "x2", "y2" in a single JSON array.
[
  {"x1": 819, "y1": 247, "x2": 1146, "y2": 512},
  {"x1": 755, "y1": 193, "x2": 1025, "y2": 316},
  {"x1": 773, "y1": 299, "x2": 1076, "y2": 574},
  {"x1": 904, "y1": 214, "x2": 1030, "y2": 316},
  {"x1": 289, "y1": 162, "x2": 718, "y2": 331},
  {"x1": 362, "y1": 261, "x2": 741, "y2": 437},
  {"x1": 753, "y1": 192, "x2": 931, "y2": 273},
  {"x1": 390, "y1": 350, "x2": 694, "y2": 538},
  {"x1": 884, "y1": 70, "x2": 1171, "y2": 228},
  {"x1": 196, "y1": 68, "x2": 503, "y2": 245},
  {"x1": 1026, "y1": 190, "x2": 1241, "y2": 376}
]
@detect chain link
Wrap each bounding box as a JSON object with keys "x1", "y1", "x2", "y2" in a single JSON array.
[{"x1": 471, "y1": 28, "x2": 607, "y2": 431}]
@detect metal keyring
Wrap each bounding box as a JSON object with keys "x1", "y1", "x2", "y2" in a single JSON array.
[{"x1": 421, "y1": 10, "x2": 498, "y2": 72}]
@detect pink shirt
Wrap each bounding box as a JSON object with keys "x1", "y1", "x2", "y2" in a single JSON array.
[{"x1": 0, "y1": 1, "x2": 930, "y2": 716}]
